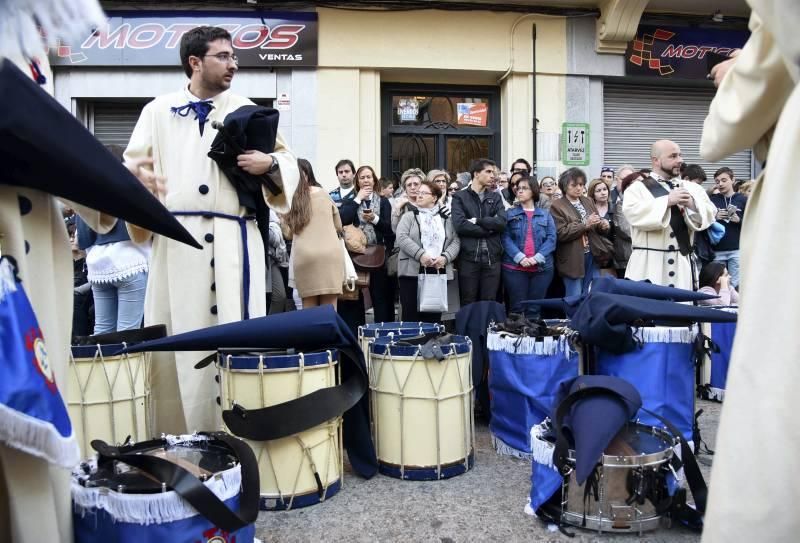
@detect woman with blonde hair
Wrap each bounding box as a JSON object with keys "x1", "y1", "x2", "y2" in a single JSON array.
[
  {"x1": 283, "y1": 158, "x2": 343, "y2": 309},
  {"x1": 588, "y1": 177, "x2": 616, "y2": 276},
  {"x1": 391, "y1": 168, "x2": 425, "y2": 230},
  {"x1": 427, "y1": 169, "x2": 453, "y2": 215}
]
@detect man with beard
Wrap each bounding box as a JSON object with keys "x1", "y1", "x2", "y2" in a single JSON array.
[
  {"x1": 330, "y1": 159, "x2": 356, "y2": 207},
  {"x1": 124, "y1": 26, "x2": 298, "y2": 435},
  {"x1": 622, "y1": 139, "x2": 715, "y2": 289}
]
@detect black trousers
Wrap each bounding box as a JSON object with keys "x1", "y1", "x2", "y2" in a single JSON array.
[
  {"x1": 369, "y1": 266, "x2": 396, "y2": 323},
  {"x1": 398, "y1": 275, "x2": 442, "y2": 323},
  {"x1": 457, "y1": 258, "x2": 502, "y2": 306}
]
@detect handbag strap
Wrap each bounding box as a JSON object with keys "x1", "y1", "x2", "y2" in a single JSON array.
[{"x1": 91, "y1": 432, "x2": 259, "y2": 533}]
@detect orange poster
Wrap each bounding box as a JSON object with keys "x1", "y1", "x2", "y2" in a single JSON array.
[{"x1": 457, "y1": 103, "x2": 488, "y2": 127}]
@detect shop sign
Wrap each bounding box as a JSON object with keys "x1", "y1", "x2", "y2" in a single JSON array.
[
  {"x1": 561, "y1": 123, "x2": 589, "y2": 166},
  {"x1": 49, "y1": 11, "x2": 318, "y2": 68},
  {"x1": 276, "y1": 93, "x2": 291, "y2": 111},
  {"x1": 626, "y1": 25, "x2": 748, "y2": 79},
  {"x1": 457, "y1": 103, "x2": 488, "y2": 127},
  {"x1": 398, "y1": 98, "x2": 419, "y2": 122}
]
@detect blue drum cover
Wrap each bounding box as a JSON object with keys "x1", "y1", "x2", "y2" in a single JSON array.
[
  {"x1": 488, "y1": 336, "x2": 579, "y2": 457},
  {"x1": 218, "y1": 350, "x2": 338, "y2": 370},
  {"x1": 379, "y1": 453, "x2": 474, "y2": 481},
  {"x1": 260, "y1": 479, "x2": 341, "y2": 511},
  {"x1": 73, "y1": 494, "x2": 254, "y2": 543},
  {"x1": 71, "y1": 343, "x2": 131, "y2": 358},
  {"x1": 361, "y1": 322, "x2": 443, "y2": 340},
  {"x1": 596, "y1": 331, "x2": 695, "y2": 441},
  {"x1": 369, "y1": 335, "x2": 471, "y2": 357},
  {"x1": 710, "y1": 321, "x2": 736, "y2": 392}
]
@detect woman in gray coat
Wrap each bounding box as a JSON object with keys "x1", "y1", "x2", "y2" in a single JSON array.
[{"x1": 395, "y1": 180, "x2": 460, "y2": 322}]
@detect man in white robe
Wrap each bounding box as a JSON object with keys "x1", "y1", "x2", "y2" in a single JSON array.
[
  {"x1": 623, "y1": 140, "x2": 715, "y2": 289},
  {"x1": 124, "y1": 26, "x2": 299, "y2": 434},
  {"x1": 700, "y1": 3, "x2": 800, "y2": 540}
]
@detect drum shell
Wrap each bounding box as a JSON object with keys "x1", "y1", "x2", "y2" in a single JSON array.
[
  {"x1": 68, "y1": 344, "x2": 151, "y2": 458},
  {"x1": 369, "y1": 336, "x2": 474, "y2": 479},
  {"x1": 217, "y1": 350, "x2": 342, "y2": 510}
]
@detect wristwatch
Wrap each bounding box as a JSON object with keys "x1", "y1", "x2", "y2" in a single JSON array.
[{"x1": 267, "y1": 157, "x2": 279, "y2": 175}]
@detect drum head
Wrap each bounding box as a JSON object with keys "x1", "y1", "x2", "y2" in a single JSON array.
[{"x1": 82, "y1": 440, "x2": 238, "y2": 494}]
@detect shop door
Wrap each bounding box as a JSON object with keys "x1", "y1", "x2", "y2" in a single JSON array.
[{"x1": 382, "y1": 85, "x2": 500, "y2": 184}]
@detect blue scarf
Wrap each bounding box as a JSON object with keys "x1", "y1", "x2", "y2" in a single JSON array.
[{"x1": 170, "y1": 99, "x2": 215, "y2": 136}]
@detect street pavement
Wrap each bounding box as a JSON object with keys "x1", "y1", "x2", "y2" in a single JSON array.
[{"x1": 255, "y1": 400, "x2": 721, "y2": 542}]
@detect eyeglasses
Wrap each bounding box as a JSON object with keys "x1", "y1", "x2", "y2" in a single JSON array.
[
  {"x1": 541, "y1": 181, "x2": 555, "y2": 187},
  {"x1": 417, "y1": 191, "x2": 434, "y2": 197},
  {"x1": 204, "y1": 53, "x2": 239, "y2": 64}
]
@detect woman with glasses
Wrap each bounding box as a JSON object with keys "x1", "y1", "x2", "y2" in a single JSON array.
[
  {"x1": 549, "y1": 168, "x2": 614, "y2": 296},
  {"x1": 427, "y1": 169, "x2": 453, "y2": 217},
  {"x1": 340, "y1": 165, "x2": 396, "y2": 323},
  {"x1": 395, "y1": 180, "x2": 460, "y2": 322},
  {"x1": 391, "y1": 168, "x2": 425, "y2": 230},
  {"x1": 501, "y1": 177, "x2": 556, "y2": 319}
]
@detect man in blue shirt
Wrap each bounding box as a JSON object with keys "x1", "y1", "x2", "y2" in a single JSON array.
[
  {"x1": 709, "y1": 167, "x2": 747, "y2": 288},
  {"x1": 329, "y1": 159, "x2": 356, "y2": 207}
]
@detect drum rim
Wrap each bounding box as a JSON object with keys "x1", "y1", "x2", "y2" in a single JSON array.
[
  {"x1": 562, "y1": 422, "x2": 676, "y2": 467},
  {"x1": 370, "y1": 335, "x2": 471, "y2": 356},
  {"x1": 216, "y1": 349, "x2": 338, "y2": 370},
  {"x1": 359, "y1": 322, "x2": 444, "y2": 338}
]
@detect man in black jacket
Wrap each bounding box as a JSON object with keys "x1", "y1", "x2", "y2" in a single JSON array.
[{"x1": 451, "y1": 158, "x2": 507, "y2": 305}]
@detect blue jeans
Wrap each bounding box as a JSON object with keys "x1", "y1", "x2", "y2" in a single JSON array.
[
  {"x1": 503, "y1": 267, "x2": 555, "y2": 320},
  {"x1": 562, "y1": 252, "x2": 598, "y2": 297},
  {"x1": 713, "y1": 250, "x2": 740, "y2": 289},
  {"x1": 91, "y1": 271, "x2": 148, "y2": 334}
]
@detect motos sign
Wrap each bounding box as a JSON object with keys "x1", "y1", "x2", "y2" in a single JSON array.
[
  {"x1": 626, "y1": 25, "x2": 747, "y2": 79},
  {"x1": 50, "y1": 11, "x2": 318, "y2": 67}
]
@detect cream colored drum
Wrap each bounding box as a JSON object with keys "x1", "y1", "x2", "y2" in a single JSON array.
[
  {"x1": 68, "y1": 343, "x2": 151, "y2": 459},
  {"x1": 217, "y1": 349, "x2": 342, "y2": 510},
  {"x1": 369, "y1": 335, "x2": 474, "y2": 480},
  {"x1": 358, "y1": 322, "x2": 444, "y2": 374}
]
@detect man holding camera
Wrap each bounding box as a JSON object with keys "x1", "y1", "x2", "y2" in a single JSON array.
[{"x1": 709, "y1": 167, "x2": 746, "y2": 289}]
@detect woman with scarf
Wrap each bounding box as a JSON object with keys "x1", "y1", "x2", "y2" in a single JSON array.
[
  {"x1": 340, "y1": 165, "x2": 396, "y2": 323},
  {"x1": 396, "y1": 180, "x2": 460, "y2": 322}
]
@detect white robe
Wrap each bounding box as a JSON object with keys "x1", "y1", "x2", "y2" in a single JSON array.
[
  {"x1": 124, "y1": 87, "x2": 299, "y2": 434},
  {"x1": 622, "y1": 179, "x2": 715, "y2": 289},
  {"x1": 700, "y1": 5, "x2": 800, "y2": 541}
]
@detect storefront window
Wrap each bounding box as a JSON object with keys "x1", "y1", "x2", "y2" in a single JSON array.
[{"x1": 392, "y1": 96, "x2": 490, "y2": 128}]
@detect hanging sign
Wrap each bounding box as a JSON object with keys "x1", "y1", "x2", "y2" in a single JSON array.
[
  {"x1": 457, "y1": 103, "x2": 488, "y2": 127},
  {"x1": 398, "y1": 98, "x2": 419, "y2": 122},
  {"x1": 562, "y1": 123, "x2": 590, "y2": 166}
]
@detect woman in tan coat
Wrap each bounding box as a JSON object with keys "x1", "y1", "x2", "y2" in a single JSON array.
[{"x1": 284, "y1": 158, "x2": 344, "y2": 308}]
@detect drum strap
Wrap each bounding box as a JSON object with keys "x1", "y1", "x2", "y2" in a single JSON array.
[
  {"x1": 92, "y1": 432, "x2": 259, "y2": 533},
  {"x1": 552, "y1": 387, "x2": 708, "y2": 519}
]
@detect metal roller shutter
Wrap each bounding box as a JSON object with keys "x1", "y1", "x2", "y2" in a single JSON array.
[
  {"x1": 91, "y1": 102, "x2": 147, "y2": 147},
  {"x1": 603, "y1": 84, "x2": 752, "y2": 182}
]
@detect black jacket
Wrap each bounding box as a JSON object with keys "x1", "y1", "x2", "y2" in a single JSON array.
[
  {"x1": 339, "y1": 196, "x2": 396, "y2": 252},
  {"x1": 450, "y1": 187, "x2": 507, "y2": 263}
]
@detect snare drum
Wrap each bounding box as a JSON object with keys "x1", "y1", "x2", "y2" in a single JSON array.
[
  {"x1": 537, "y1": 422, "x2": 677, "y2": 534},
  {"x1": 217, "y1": 350, "x2": 342, "y2": 510},
  {"x1": 68, "y1": 344, "x2": 151, "y2": 458},
  {"x1": 71, "y1": 433, "x2": 256, "y2": 543},
  {"x1": 369, "y1": 335, "x2": 474, "y2": 480}
]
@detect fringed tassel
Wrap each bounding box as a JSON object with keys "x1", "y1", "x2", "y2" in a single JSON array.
[
  {"x1": 707, "y1": 387, "x2": 725, "y2": 402},
  {"x1": 0, "y1": 0, "x2": 105, "y2": 60},
  {"x1": 72, "y1": 463, "x2": 243, "y2": 525},
  {"x1": 491, "y1": 433, "x2": 533, "y2": 460},
  {"x1": 0, "y1": 258, "x2": 18, "y2": 301},
  {"x1": 530, "y1": 419, "x2": 556, "y2": 469},
  {"x1": 0, "y1": 402, "x2": 80, "y2": 469},
  {"x1": 633, "y1": 325, "x2": 697, "y2": 344},
  {"x1": 488, "y1": 332, "x2": 573, "y2": 356}
]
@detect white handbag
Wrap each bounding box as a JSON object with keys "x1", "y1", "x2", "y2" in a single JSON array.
[
  {"x1": 341, "y1": 239, "x2": 358, "y2": 293},
  {"x1": 417, "y1": 269, "x2": 448, "y2": 313}
]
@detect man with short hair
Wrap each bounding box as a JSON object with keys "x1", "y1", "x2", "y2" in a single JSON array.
[
  {"x1": 510, "y1": 158, "x2": 532, "y2": 175},
  {"x1": 451, "y1": 158, "x2": 507, "y2": 304},
  {"x1": 124, "y1": 26, "x2": 299, "y2": 434},
  {"x1": 330, "y1": 158, "x2": 356, "y2": 207},
  {"x1": 623, "y1": 140, "x2": 715, "y2": 289},
  {"x1": 710, "y1": 166, "x2": 746, "y2": 288},
  {"x1": 682, "y1": 164, "x2": 708, "y2": 185},
  {"x1": 610, "y1": 164, "x2": 635, "y2": 206}
]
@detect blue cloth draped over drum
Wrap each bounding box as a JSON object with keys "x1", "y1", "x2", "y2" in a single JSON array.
[{"x1": 124, "y1": 305, "x2": 378, "y2": 478}]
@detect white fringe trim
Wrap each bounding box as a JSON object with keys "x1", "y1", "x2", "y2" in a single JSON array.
[
  {"x1": 491, "y1": 433, "x2": 532, "y2": 460},
  {"x1": 0, "y1": 402, "x2": 80, "y2": 468},
  {"x1": 0, "y1": 258, "x2": 18, "y2": 301},
  {"x1": 632, "y1": 325, "x2": 697, "y2": 344},
  {"x1": 530, "y1": 419, "x2": 556, "y2": 469},
  {"x1": 487, "y1": 332, "x2": 574, "y2": 356},
  {"x1": 0, "y1": 0, "x2": 105, "y2": 60},
  {"x1": 72, "y1": 461, "x2": 243, "y2": 525},
  {"x1": 88, "y1": 263, "x2": 149, "y2": 284},
  {"x1": 707, "y1": 387, "x2": 725, "y2": 401}
]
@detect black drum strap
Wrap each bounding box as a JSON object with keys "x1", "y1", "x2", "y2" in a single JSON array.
[
  {"x1": 220, "y1": 346, "x2": 367, "y2": 441},
  {"x1": 91, "y1": 432, "x2": 259, "y2": 533}
]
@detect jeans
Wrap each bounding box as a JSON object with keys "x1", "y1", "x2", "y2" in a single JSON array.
[
  {"x1": 458, "y1": 258, "x2": 502, "y2": 306},
  {"x1": 91, "y1": 270, "x2": 148, "y2": 334},
  {"x1": 502, "y1": 267, "x2": 555, "y2": 320},
  {"x1": 562, "y1": 252, "x2": 597, "y2": 297},
  {"x1": 713, "y1": 250, "x2": 740, "y2": 288}
]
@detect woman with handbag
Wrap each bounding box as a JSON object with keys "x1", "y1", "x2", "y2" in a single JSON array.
[
  {"x1": 396, "y1": 180, "x2": 460, "y2": 322},
  {"x1": 549, "y1": 168, "x2": 614, "y2": 297},
  {"x1": 283, "y1": 158, "x2": 344, "y2": 309},
  {"x1": 340, "y1": 165, "x2": 396, "y2": 323},
  {"x1": 588, "y1": 176, "x2": 617, "y2": 277},
  {"x1": 501, "y1": 177, "x2": 556, "y2": 320}
]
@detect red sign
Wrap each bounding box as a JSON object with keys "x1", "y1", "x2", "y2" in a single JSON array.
[{"x1": 457, "y1": 103, "x2": 488, "y2": 127}]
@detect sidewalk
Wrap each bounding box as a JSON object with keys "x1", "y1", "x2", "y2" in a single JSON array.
[{"x1": 255, "y1": 401, "x2": 720, "y2": 542}]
